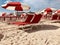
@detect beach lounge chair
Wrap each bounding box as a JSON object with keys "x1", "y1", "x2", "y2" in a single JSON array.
[
  {"x1": 58, "y1": 16, "x2": 60, "y2": 20},
  {"x1": 19, "y1": 14, "x2": 42, "y2": 30},
  {"x1": 8, "y1": 14, "x2": 34, "y2": 24},
  {"x1": 16, "y1": 14, "x2": 42, "y2": 30},
  {"x1": 51, "y1": 14, "x2": 58, "y2": 20},
  {"x1": 13, "y1": 14, "x2": 42, "y2": 25},
  {"x1": 9, "y1": 14, "x2": 42, "y2": 30}
]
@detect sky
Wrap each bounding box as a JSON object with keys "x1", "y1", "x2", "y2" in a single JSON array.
[{"x1": 0, "y1": 0, "x2": 60, "y2": 13}]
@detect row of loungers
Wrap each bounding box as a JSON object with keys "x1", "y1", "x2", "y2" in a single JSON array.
[
  {"x1": 9, "y1": 14, "x2": 42, "y2": 25},
  {"x1": 0, "y1": 14, "x2": 60, "y2": 21},
  {"x1": 0, "y1": 16, "x2": 20, "y2": 21},
  {"x1": 8, "y1": 14, "x2": 43, "y2": 30},
  {"x1": 52, "y1": 14, "x2": 60, "y2": 20},
  {"x1": 43, "y1": 14, "x2": 60, "y2": 20},
  {"x1": 0, "y1": 14, "x2": 60, "y2": 30}
]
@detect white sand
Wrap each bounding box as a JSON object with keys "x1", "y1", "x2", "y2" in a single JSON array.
[{"x1": 0, "y1": 20, "x2": 60, "y2": 45}]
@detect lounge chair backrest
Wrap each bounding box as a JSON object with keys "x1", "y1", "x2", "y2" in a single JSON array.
[
  {"x1": 25, "y1": 14, "x2": 34, "y2": 22},
  {"x1": 58, "y1": 16, "x2": 60, "y2": 20},
  {"x1": 31, "y1": 14, "x2": 42, "y2": 23},
  {"x1": 51, "y1": 14, "x2": 58, "y2": 20}
]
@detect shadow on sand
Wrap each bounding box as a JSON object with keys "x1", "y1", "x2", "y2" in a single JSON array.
[
  {"x1": 51, "y1": 21, "x2": 60, "y2": 23},
  {"x1": 25, "y1": 24, "x2": 60, "y2": 33}
]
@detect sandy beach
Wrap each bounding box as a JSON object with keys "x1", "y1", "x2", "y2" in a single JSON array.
[
  {"x1": 0, "y1": 20, "x2": 60, "y2": 45},
  {"x1": 0, "y1": 0, "x2": 60, "y2": 45}
]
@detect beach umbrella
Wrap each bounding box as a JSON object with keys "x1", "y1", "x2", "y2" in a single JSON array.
[
  {"x1": 45, "y1": 8, "x2": 56, "y2": 12},
  {"x1": 1, "y1": 2, "x2": 30, "y2": 11},
  {"x1": 2, "y1": 12, "x2": 6, "y2": 16},
  {"x1": 1, "y1": 12, "x2": 7, "y2": 21},
  {"x1": 44, "y1": 8, "x2": 53, "y2": 15},
  {"x1": 1, "y1": 2, "x2": 30, "y2": 18},
  {"x1": 55, "y1": 10, "x2": 60, "y2": 15},
  {"x1": 45, "y1": 8, "x2": 52, "y2": 12},
  {"x1": 56, "y1": 10, "x2": 60, "y2": 13},
  {"x1": 36, "y1": 8, "x2": 56, "y2": 15},
  {"x1": 43, "y1": 8, "x2": 56, "y2": 19},
  {"x1": 43, "y1": 8, "x2": 56, "y2": 14}
]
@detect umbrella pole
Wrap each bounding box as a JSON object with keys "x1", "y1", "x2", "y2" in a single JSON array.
[
  {"x1": 16, "y1": 11, "x2": 21, "y2": 20},
  {"x1": 4, "y1": 17, "x2": 5, "y2": 21},
  {"x1": 17, "y1": 11, "x2": 19, "y2": 20}
]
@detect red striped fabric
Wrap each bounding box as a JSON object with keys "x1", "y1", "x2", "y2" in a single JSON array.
[{"x1": 1, "y1": 2, "x2": 30, "y2": 11}]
